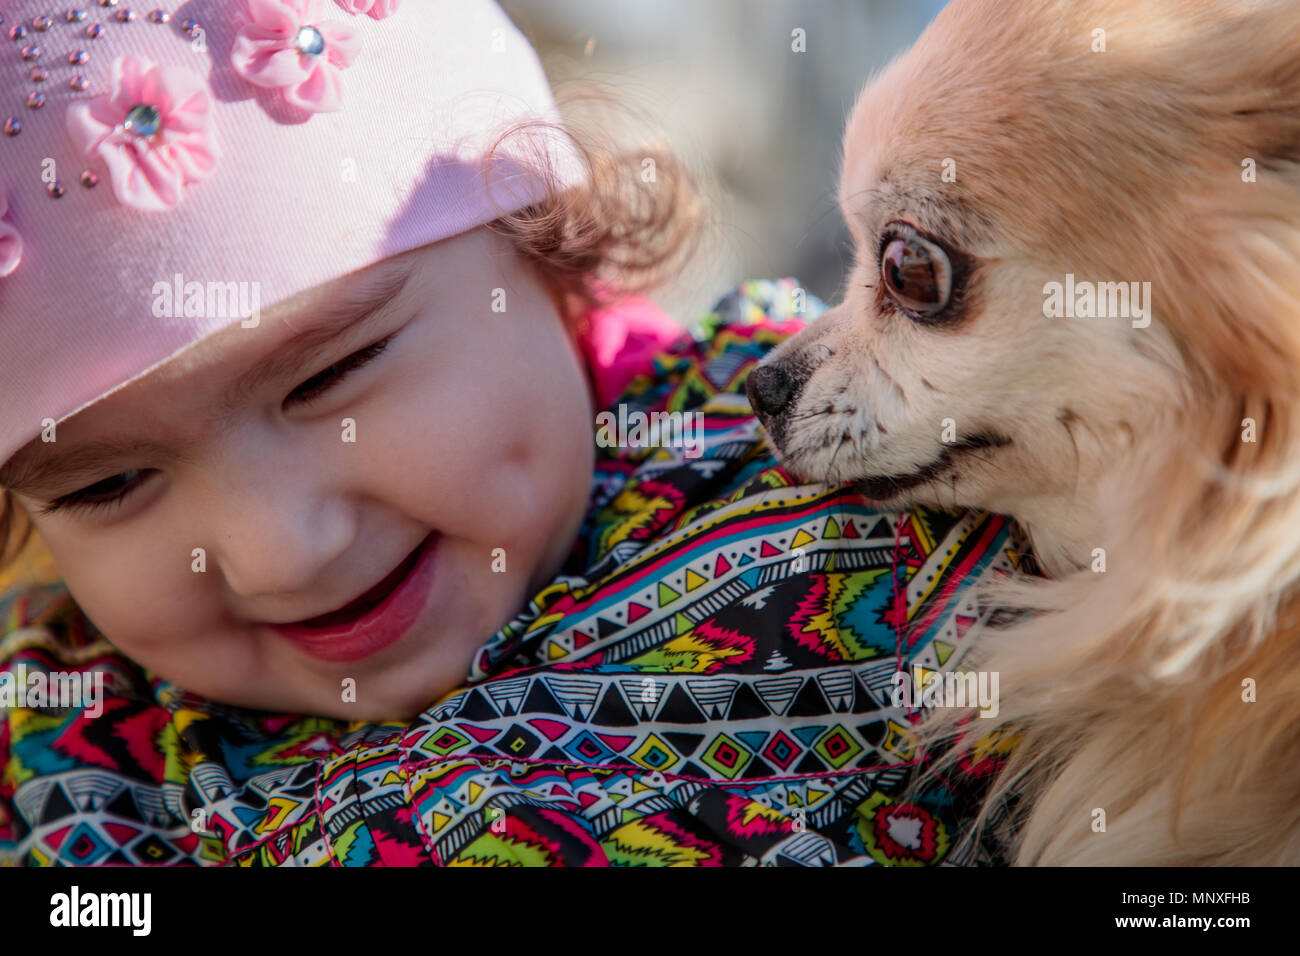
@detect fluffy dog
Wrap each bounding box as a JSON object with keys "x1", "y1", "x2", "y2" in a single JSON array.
[{"x1": 747, "y1": 0, "x2": 1300, "y2": 864}]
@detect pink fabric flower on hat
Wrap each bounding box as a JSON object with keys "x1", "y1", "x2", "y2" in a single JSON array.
[
  {"x1": 232, "y1": 0, "x2": 362, "y2": 113},
  {"x1": 0, "y1": 186, "x2": 23, "y2": 277},
  {"x1": 66, "y1": 55, "x2": 219, "y2": 213},
  {"x1": 335, "y1": 0, "x2": 400, "y2": 17}
]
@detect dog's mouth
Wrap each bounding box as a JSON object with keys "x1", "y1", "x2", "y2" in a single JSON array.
[{"x1": 852, "y1": 431, "x2": 1012, "y2": 500}]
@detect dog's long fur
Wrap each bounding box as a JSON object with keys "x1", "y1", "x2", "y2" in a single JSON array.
[{"x1": 751, "y1": 0, "x2": 1300, "y2": 864}]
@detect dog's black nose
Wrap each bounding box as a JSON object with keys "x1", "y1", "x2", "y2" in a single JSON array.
[{"x1": 746, "y1": 363, "x2": 797, "y2": 419}]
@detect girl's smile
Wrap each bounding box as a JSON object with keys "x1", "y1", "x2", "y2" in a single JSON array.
[{"x1": 267, "y1": 529, "x2": 440, "y2": 663}]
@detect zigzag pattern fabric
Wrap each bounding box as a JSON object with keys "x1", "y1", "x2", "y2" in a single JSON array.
[{"x1": 0, "y1": 278, "x2": 1027, "y2": 866}]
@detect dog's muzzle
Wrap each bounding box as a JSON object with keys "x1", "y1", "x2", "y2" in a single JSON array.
[{"x1": 745, "y1": 363, "x2": 799, "y2": 419}]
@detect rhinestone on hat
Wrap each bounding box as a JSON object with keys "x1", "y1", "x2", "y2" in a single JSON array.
[
  {"x1": 122, "y1": 103, "x2": 161, "y2": 137},
  {"x1": 294, "y1": 25, "x2": 326, "y2": 56}
]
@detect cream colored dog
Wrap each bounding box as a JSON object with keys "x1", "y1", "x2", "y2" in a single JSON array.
[{"x1": 748, "y1": 0, "x2": 1300, "y2": 864}]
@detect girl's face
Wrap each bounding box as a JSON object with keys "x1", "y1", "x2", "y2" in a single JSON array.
[{"x1": 1, "y1": 227, "x2": 595, "y2": 720}]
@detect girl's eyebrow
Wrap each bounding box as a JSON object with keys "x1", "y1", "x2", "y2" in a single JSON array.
[{"x1": 0, "y1": 261, "x2": 416, "y2": 498}]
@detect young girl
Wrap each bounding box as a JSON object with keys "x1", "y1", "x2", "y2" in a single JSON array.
[{"x1": 0, "y1": 0, "x2": 1019, "y2": 866}]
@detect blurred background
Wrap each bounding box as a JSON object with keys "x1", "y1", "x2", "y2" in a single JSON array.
[{"x1": 500, "y1": 0, "x2": 949, "y2": 321}]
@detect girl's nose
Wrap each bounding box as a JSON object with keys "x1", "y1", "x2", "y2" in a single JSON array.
[{"x1": 203, "y1": 431, "x2": 356, "y2": 601}]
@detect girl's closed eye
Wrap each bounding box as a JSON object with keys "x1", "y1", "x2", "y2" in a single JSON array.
[
  {"x1": 39, "y1": 334, "x2": 398, "y2": 518},
  {"x1": 37, "y1": 468, "x2": 156, "y2": 517},
  {"x1": 284, "y1": 334, "x2": 395, "y2": 408}
]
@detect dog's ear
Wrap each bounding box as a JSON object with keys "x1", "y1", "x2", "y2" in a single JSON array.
[
  {"x1": 1219, "y1": 4, "x2": 1300, "y2": 172},
  {"x1": 1120, "y1": 3, "x2": 1300, "y2": 519},
  {"x1": 1147, "y1": 3, "x2": 1300, "y2": 401}
]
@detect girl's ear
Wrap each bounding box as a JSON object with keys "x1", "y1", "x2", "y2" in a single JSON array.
[
  {"x1": 529, "y1": 267, "x2": 597, "y2": 408},
  {"x1": 561, "y1": 289, "x2": 599, "y2": 412},
  {"x1": 503, "y1": 238, "x2": 598, "y2": 404},
  {"x1": 539, "y1": 274, "x2": 590, "y2": 351}
]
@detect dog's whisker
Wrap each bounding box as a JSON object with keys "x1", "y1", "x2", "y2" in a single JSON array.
[
  {"x1": 865, "y1": 343, "x2": 910, "y2": 413},
  {"x1": 826, "y1": 431, "x2": 850, "y2": 484},
  {"x1": 795, "y1": 195, "x2": 847, "y2": 249}
]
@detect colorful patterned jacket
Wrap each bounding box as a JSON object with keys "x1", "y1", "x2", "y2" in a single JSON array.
[{"x1": 0, "y1": 278, "x2": 1022, "y2": 866}]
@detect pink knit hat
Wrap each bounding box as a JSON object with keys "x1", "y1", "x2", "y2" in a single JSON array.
[{"x1": 0, "y1": 0, "x2": 585, "y2": 468}]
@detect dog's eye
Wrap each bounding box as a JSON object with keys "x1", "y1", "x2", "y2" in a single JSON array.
[{"x1": 880, "y1": 227, "x2": 951, "y2": 317}]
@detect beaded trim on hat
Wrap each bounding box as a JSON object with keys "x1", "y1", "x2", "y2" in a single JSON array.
[{"x1": 0, "y1": 1, "x2": 397, "y2": 225}]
